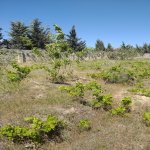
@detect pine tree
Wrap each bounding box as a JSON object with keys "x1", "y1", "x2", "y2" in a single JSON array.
[
  {"x1": 106, "y1": 43, "x2": 113, "y2": 51},
  {"x1": 9, "y1": 21, "x2": 32, "y2": 49},
  {"x1": 29, "y1": 19, "x2": 50, "y2": 49},
  {"x1": 0, "y1": 28, "x2": 2, "y2": 41},
  {"x1": 95, "y1": 39, "x2": 105, "y2": 51},
  {"x1": 67, "y1": 25, "x2": 86, "y2": 52}
]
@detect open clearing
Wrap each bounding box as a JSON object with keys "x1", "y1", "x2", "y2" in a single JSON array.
[{"x1": 0, "y1": 58, "x2": 150, "y2": 150}]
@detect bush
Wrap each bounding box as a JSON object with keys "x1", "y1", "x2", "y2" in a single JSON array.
[
  {"x1": 121, "y1": 97, "x2": 132, "y2": 112},
  {"x1": 7, "y1": 62, "x2": 31, "y2": 82},
  {"x1": 111, "y1": 97, "x2": 132, "y2": 116},
  {"x1": 111, "y1": 106, "x2": 126, "y2": 116},
  {"x1": 0, "y1": 115, "x2": 64, "y2": 144},
  {"x1": 143, "y1": 112, "x2": 150, "y2": 126},
  {"x1": 91, "y1": 94, "x2": 113, "y2": 110},
  {"x1": 78, "y1": 119, "x2": 91, "y2": 132},
  {"x1": 129, "y1": 88, "x2": 150, "y2": 97},
  {"x1": 59, "y1": 82, "x2": 85, "y2": 100}
]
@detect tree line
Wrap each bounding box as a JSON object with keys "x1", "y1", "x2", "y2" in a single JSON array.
[
  {"x1": 0, "y1": 18, "x2": 150, "y2": 53},
  {"x1": 0, "y1": 19, "x2": 86, "y2": 52}
]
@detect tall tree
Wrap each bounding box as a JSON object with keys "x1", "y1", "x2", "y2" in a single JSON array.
[
  {"x1": 9, "y1": 21, "x2": 32, "y2": 49},
  {"x1": 120, "y1": 42, "x2": 126, "y2": 49},
  {"x1": 106, "y1": 43, "x2": 113, "y2": 51},
  {"x1": 143, "y1": 43, "x2": 150, "y2": 53},
  {"x1": 0, "y1": 28, "x2": 2, "y2": 41},
  {"x1": 67, "y1": 25, "x2": 86, "y2": 52},
  {"x1": 29, "y1": 19, "x2": 50, "y2": 49},
  {"x1": 95, "y1": 39, "x2": 105, "y2": 51}
]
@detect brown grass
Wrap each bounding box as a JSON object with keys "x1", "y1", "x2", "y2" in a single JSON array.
[{"x1": 0, "y1": 59, "x2": 150, "y2": 150}]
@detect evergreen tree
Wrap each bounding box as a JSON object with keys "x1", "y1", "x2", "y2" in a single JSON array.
[
  {"x1": 67, "y1": 25, "x2": 86, "y2": 52},
  {"x1": 106, "y1": 43, "x2": 113, "y2": 51},
  {"x1": 95, "y1": 39, "x2": 105, "y2": 51},
  {"x1": 120, "y1": 42, "x2": 126, "y2": 49},
  {"x1": 143, "y1": 43, "x2": 150, "y2": 53},
  {"x1": 9, "y1": 21, "x2": 32, "y2": 49},
  {"x1": 0, "y1": 28, "x2": 2, "y2": 41},
  {"x1": 29, "y1": 19, "x2": 50, "y2": 49},
  {"x1": 2, "y1": 39, "x2": 11, "y2": 49}
]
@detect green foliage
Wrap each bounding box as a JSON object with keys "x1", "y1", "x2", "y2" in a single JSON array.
[
  {"x1": 46, "y1": 24, "x2": 70, "y2": 59},
  {"x1": 129, "y1": 88, "x2": 150, "y2": 97},
  {"x1": 7, "y1": 62, "x2": 31, "y2": 82},
  {"x1": 29, "y1": 19, "x2": 51, "y2": 49},
  {"x1": 0, "y1": 28, "x2": 2, "y2": 41},
  {"x1": 67, "y1": 25, "x2": 86, "y2": 52},
  {"x1": 32, "y1": 47, "x2": 42, "y2": 56},
  {"x1": 111, "y1": 106, "x2": 126, "y2": 116},
  {"x1": 106, "y1": 43, "x2": 113, "y2": 51},
  {"x1": 45, "y1": 25, "x2": 72, "y2": 83},
  {"x1": 78, "y1": 119, "x2": 91, "y2": 131},
  {"x1": 9, "y1": 21, "x2": 31, "y2": 49},
  {"x1": 111, "y1": 97, "x2": 132, "y2": 116},
  {"x1": 95, "y1": 39, "x2": 105, "y2": 51},
  {"x1": 0, "y1": 115, "x2": 64, "y2": 144},
  {"x1": 60, "y1": 81, "x2": 112, "y2": 110},
  {"x1": 107, "y1": 48, "x2": 140, "y2": 60},
  {"x1": 59, "y1": 82, "x2": 85, "y2": 99},
  {"x1": 143, "y1": 112, "x2": 150, "y2": 126},
  {"x1": 91, "y1": 94, "x2": 113, "y2": 110},
  {"x1": 90, "y1": 61, "x2": 150, "y2": 84},
  {"x1": 121, "y1": 97, "x2": 132, "y2": 107}
]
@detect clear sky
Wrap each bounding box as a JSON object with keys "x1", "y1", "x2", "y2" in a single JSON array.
[{"x1": 1, "y1": 0, "x2": 150, "y2": 48}]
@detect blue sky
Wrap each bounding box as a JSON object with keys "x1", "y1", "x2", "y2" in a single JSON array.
[{"x1": 1, "y1": 0, "x2": 150, "y2": 48}]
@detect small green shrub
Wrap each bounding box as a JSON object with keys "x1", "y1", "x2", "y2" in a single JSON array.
[
  {"x1": 32, "y1": 47, "x2": 42, "y2": 57},
  {"x1": 129, "y1": 88, "x2": 150, "y2": 97},
  {"x1": 0, "y1": 115, "x2": 64, "y2": 144},
  {"x1": 111, "y1": 97, "x2": 132, "y2": 116},
  {"x1": 143, "y1": 112, "x2": 150, "y2": 126},
  {"x1": 7, "y1": 62, "x2": 31, "y2": 82},
  {"x1": 91, "y1": 94, "x2": 113, "y2": 110},
  {"x1": 111, "y1": 106, "x2": 126, "y2": 116},
  {"x1": 78, "y1": 119, "x2": 91, "y2": 131},
  {"x1": 121, "y1": 96, "x2": 132, "y2": 111},
  {"x1": 59, "y1": 82, "x2": 85, "y2": 100}
]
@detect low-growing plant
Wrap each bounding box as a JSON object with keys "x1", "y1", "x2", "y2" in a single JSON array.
[
  {"x1": 143, "y1": 112, "x2": 150, "y2": 126},
  {"x1": 91, "y1": 94, "x2": 113, "y2": 110},
  {"x1": 59, "y1": 82, "x2": 85, "y2": 100},
  {"x1": 7, "y1": 62, "x2": 31, "y2": 82},
  {"x1": 77, "y1": 119, "x2": 91, "y2": 132},
  {"x1": 129, "y1": 88, "x2": 150, "y2": 97},
  {"x1": 111, "y1": 97, "x2": 132, "y2": 116},
  {"x1": 121, "y1": 96, "x2": 132, "y2": 112},
  {"x1": 32, "y1": 47, "x2": 42, "y2": 57},
  {"x1": 0, "y1": 115, "x2": 64, "y2": 144},
  {"x1": 111, "y1": 106, "x2": 126, "y2": 116}
]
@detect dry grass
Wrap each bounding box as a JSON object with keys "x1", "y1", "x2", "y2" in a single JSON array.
[{"x1": 0, "y1": 59, "x2": 150, "y2": 150}]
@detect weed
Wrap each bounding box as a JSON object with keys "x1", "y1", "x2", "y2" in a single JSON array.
[
  {"x1": 0, "y1": 115, "x2": 64, "y2": 144},
  {"x1": 143, "y1": 112, "x2": 150, "y2": 126},
  {"x1": 78, "y1": 119, "x2": 91, "y2": 132}
]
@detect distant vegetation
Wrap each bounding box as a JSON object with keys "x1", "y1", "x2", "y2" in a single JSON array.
[
  {"x1": 0, "y1": 18, "x2": 150, "y2": 57},
  {"x1": 1, "y1": 19, "x2": 150, "y2": 149}
]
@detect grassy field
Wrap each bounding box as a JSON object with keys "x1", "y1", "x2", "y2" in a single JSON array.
[{"x1": 0, "y1": 58, "x2": 150, "y2": 150}]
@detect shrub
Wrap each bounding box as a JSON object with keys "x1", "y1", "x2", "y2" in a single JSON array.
[
  {"x1": 78, "y1": 119, "x2": 91, "y2": 132},
  {"x1": 111, "y1": 106, "x2": 126, "y2": 116},
  {"x1": 0, "y1": 115, "x2": 64, "y2": 144},
  {"x1": 121, "y1": 97, "x2": 132, "y2": 112},
  {"x1": 59, "y1": 82, "x2": 85, "y2": 100},
  {"x1": 91, "y1": 94, "x2": 113, "y2": 110},
  {"x1": 129, "y1": 88, "x2": 150, "y2": 97},
  {"x1": 7, "y1": 62, "x2": 31, "y2": 82},
  {"x1": 143, "y1": 112, "x2": 150, "y2": 126},
  {"x1": 111, "y1": 97, "x2": 132, "y2": 116}
]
